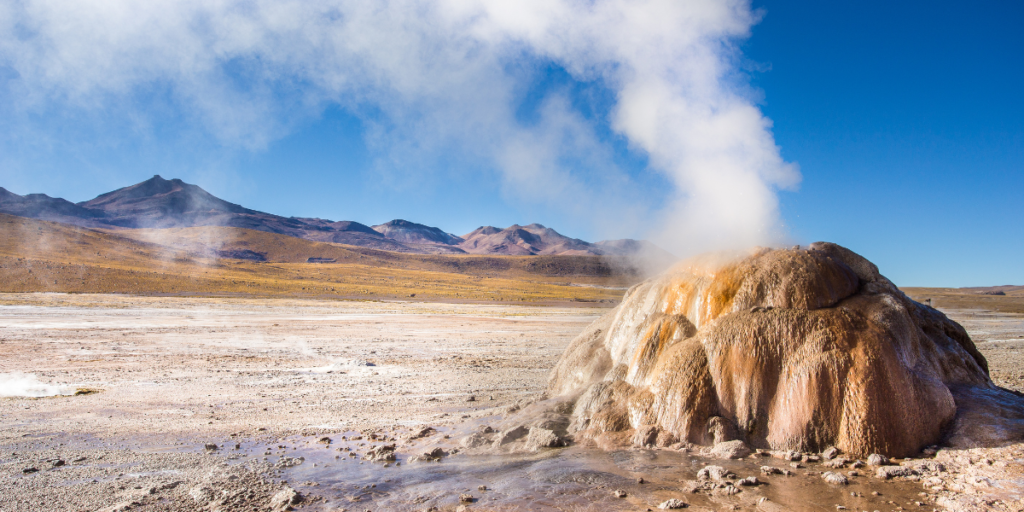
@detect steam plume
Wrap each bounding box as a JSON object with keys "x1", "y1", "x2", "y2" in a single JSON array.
[
  {"x1": 0, "y1": 372, "x2": 68, "y2": 397},
  {"x1": 0, "y1": 0, "x2": 798, "y2": 254}
]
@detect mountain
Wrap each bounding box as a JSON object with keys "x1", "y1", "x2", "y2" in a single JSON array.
[
  {"x1": 0, "y1": 187, "x2": 108, "y2": 227},
  {"x1": 459, "y1": 223, "x2": 597, "y2": 256},
  {"x1": 0, "y1": 176, "x2": 674, "y2": 262},
  {"x1": 372, "y1": 220, "x2": 466, "y2": 247}
]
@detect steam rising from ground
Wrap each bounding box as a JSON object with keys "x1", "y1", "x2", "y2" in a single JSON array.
[
  {"x1": 1, "y1": 0, "x2": 798, "y2": 255},
  {"x1": 0, "y1": 373, "x2": 69, "y2": 398}
]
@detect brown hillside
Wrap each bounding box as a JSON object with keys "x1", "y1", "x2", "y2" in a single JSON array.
[{"x1": 0, "y1": 214, "x2": 635, "y2": 303}]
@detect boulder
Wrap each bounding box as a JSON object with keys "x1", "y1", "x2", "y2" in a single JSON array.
[
  {"x1": 821, "y1": 471, "x2": 848, "y2": 485},
  {"x1": 546, "y1": 244, "x2": 1024, "y2": 457},
  {"x1": 526, "y1": 427, "x2": 564, "y2": 449},
  {"x1": 710, "y1": 440, "x2": 751, "y2": 459},
  {"x1": 270, "y1": 487, "x2": 302, "y2": 511},
  {"x1": 493, "y1": 426, "x2": 529, "y2": 447}
]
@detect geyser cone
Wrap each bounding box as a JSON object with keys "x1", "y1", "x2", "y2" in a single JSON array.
[{"x1": 548, "y1": 243, "x2": 1022, "y2": 457}]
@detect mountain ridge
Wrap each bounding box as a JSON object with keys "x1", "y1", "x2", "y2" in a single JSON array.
[{"x1": 0, "y1": 176, "x2": 673, "y2": 261}]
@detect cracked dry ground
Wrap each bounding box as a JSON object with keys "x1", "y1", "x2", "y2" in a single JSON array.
[{"x1": 0, "y1": 294, "x2": 1022, "y2": 511}]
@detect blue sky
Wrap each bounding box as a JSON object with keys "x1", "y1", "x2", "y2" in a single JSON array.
[{"x1": 0, "y1": 1, "x2": 1020, "y2": 287}]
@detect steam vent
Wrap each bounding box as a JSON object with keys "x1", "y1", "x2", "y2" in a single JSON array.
[{"x1": 548, "y1": 242, "x2": 1024, "y2": 458}]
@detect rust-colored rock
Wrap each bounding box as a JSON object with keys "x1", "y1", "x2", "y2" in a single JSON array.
[{"x1": 548, "y1": 243, "x2": 1024, "y2": 457}]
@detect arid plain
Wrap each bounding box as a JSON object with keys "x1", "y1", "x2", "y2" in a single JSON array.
[{"x1": 1, "y1": 288, "x2": 1022, "y2": 512}]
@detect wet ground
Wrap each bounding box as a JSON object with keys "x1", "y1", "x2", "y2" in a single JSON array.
[{"x1": 1, "y1": 294, "x2": 1022, "y2": 511}]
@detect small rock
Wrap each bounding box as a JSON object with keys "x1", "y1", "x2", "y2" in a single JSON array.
[
  {"x1": 270, "y1": 487, "x2": 302, "y2": 511},
  {"x1": 22, "y1": 467, "x2": 38, "y2": 474},
  {"x1": 51, "y1": 459, "x2": 65, "y2": 467},
  {"x1": 478, "y1": 485, "x2": 487, "y2": 491},
  {"x1": 697, "y1": 465, "x2": 732, "y2": 481},
  {"x1": 822, "y1": 446, "x2": 840, "y2": 460},
  {"x1": 711, "y1": 440, "x2": 751, "y2": 459},
  {"x1": 365, "y1": 444, "x2": 396, "y2": 462},
  {"x1": 526, "y1": 427, "x2": 564, "y2": 450},
  {"x1": 823, "y1": 458, "x2": 849, "y2": 468},
  {"x1": 867, "y1": 453, "x2": 889, "y2": 466},
  {"x1": 493, "y1": 426, "x2": 529, "y2": 446},
  {"x1": 613, "y1": 489, "x2": 627, "y2": 498},
  {"x1": 737, "y1": 476, "x2": 759, "y2": 486},
  {"x1": 466, "y1": 396, "x2": 476, "y2": 402},
  {"x1": 637, "y1": 477, "x2": 645, "y2": 484},
  {"x1": 318, "y1": 436, "x2": 332, "y2": 445},
  {"x1": 459, "y1": 493, "x2": 474, "y2": 503},
  {"x1": 407, "y1": 427, "x2": 436, "y2": 440},
  {"x1": 204, "y1": 443, "x2": 218, "y2": 451},
  {"x1": 658, "y1": 498, "x2": 689, "y2": 509},
  {"x1": 760, "y1": 466, "x2": 783, "y2": 475},
  {"x1": 822, "y1": 471, "x2": 849, "y2": 485},
  {"x1": 875, "y1": 465, "x2": 912, "y2": 479}
]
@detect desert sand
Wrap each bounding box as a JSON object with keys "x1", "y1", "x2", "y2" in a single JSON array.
[{"x1": 1, "y1": 293, "x2": 1022, "y2": 511}]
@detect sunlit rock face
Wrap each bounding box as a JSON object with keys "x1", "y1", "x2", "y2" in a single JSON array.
[{"x1": 548, "y1": 243, "x2": 1020, "y2": 457}]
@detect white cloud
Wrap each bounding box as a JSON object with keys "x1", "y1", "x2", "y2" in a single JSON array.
[{"x1": 0, "y1": 0, "x2": 799, "y2": 255}]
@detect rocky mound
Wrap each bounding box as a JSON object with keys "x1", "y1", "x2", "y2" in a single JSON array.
[{"x1": 543, "y1": 243, "x2": 1024, "y2": 458}]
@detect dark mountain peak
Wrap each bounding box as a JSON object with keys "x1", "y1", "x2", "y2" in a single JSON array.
[{"x1": 77, "y1": 176, "x2": 252, "y2": 228}]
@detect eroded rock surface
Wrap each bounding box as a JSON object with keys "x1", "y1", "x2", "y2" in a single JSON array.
[{"x1": 546, "y1": 243, "x2": 1024, "y2": 457}]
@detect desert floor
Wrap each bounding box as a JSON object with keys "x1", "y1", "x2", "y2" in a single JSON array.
[{"x1": 1, "y1": 293, "x2": 1022, "y2": 512}]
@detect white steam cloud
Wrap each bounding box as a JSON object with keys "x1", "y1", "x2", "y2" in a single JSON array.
[
  {"x1": 0, "y1": 0, "x2": 799, "y2": 255},
  {"x1": 0, "y1": 372, "x2": 69, "y2": 397}
]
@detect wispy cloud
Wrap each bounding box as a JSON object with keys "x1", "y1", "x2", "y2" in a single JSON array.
[{"x1": 0, "y1": 0, "x2": 798, "y2": 254}]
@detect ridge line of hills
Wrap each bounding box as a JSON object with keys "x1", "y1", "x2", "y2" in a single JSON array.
[{"x1": 0, "y1": 175, "x2": 674, "y2": 262}]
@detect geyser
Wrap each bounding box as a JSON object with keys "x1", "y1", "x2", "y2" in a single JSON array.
[{"x1": 547, "y1": 243, "x2": 1024, "y2": 457}]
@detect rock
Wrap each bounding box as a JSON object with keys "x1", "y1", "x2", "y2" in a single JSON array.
[
  {"x1": 493, "y1": 426, "x2": 529, "y2": 446},
  {"x1": 461, "y1": 431, "x2": 496, "y2": 449},
  {"x1": 875, "y1": 465, "x2": 913, "y2": 479},
  {"x1": 760, "y1": 466, "x2": 783, "y2": 475},
  {"x1": 526, "y1": 427, "x2": 564, "y2": 449},
  {"x1": 546, "y1": 245, "x2": 1019, "y2": 457},
  {"x1": 365, "y1": 444, "x2": 396, "y2": 462},
  {"x1": 633, "y1": 425, "x2": 660, "y2": 446},
  {"x1": 456, "y1": 506, "x2": 468, "y2": 512},
  {"x1": 204, "y1": 443, "x2": 218, "y2": 451},
  {"x1": 613, "y1": 489, "x2": 627, "y2": 498},
  {"x1": 822, "y1": 471, "x2": 849, "y2": 485},
  {"x1": 696, "y1": 465, "x2": 732, "y2": 481},
  {"x1": 412, "y1": 447, "x2": 447, "y2": 462},
  {"x1": 706, "y1": 416, "x2": 739, "y2": 444},
  {"x1": 51, "y1": 459, "x2": 65, "y2": 467},
  {"x1": 772, "y1": 450, "x2": 802, "y2": 461},
  {"x1": 822, "y1": 447, "x2": 840, "y2": 460},
  {"x1": 658, "y1": 498, "x2": 689, "y2": 509},
  {"x1": 270, "y1": 487, "x2": 302, "y2": 511},
  {"x1": 459, "y1": 493, "x2": 474, "y2": 503},
  {"x1": 318, "y1": 436, "x2": 332, "y2": 445},
  {"x1": 478, "y1": 485, "x2": 487, "y2": 491},
  {"x1": 866, "y1": 453, "x2": 889, "y2": 466},
  {"x1": 710, "y1": 440, "x2": 751, "y2": 459},
  {"x1": 737, "y1": 476, "x2": 759, "y2": 486},
  {"x1": 823, "y1": 458, "x2": 849, "y2": 468},
  {"x1": 21, "y1": 467, "x2": 38, "y2": 474},
  {"x1": 467, "y1": 395, "x2": 476, "y2": 402},
  {"x1": 407, "y1": 427, "x2": 436, "y2": 440}
]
